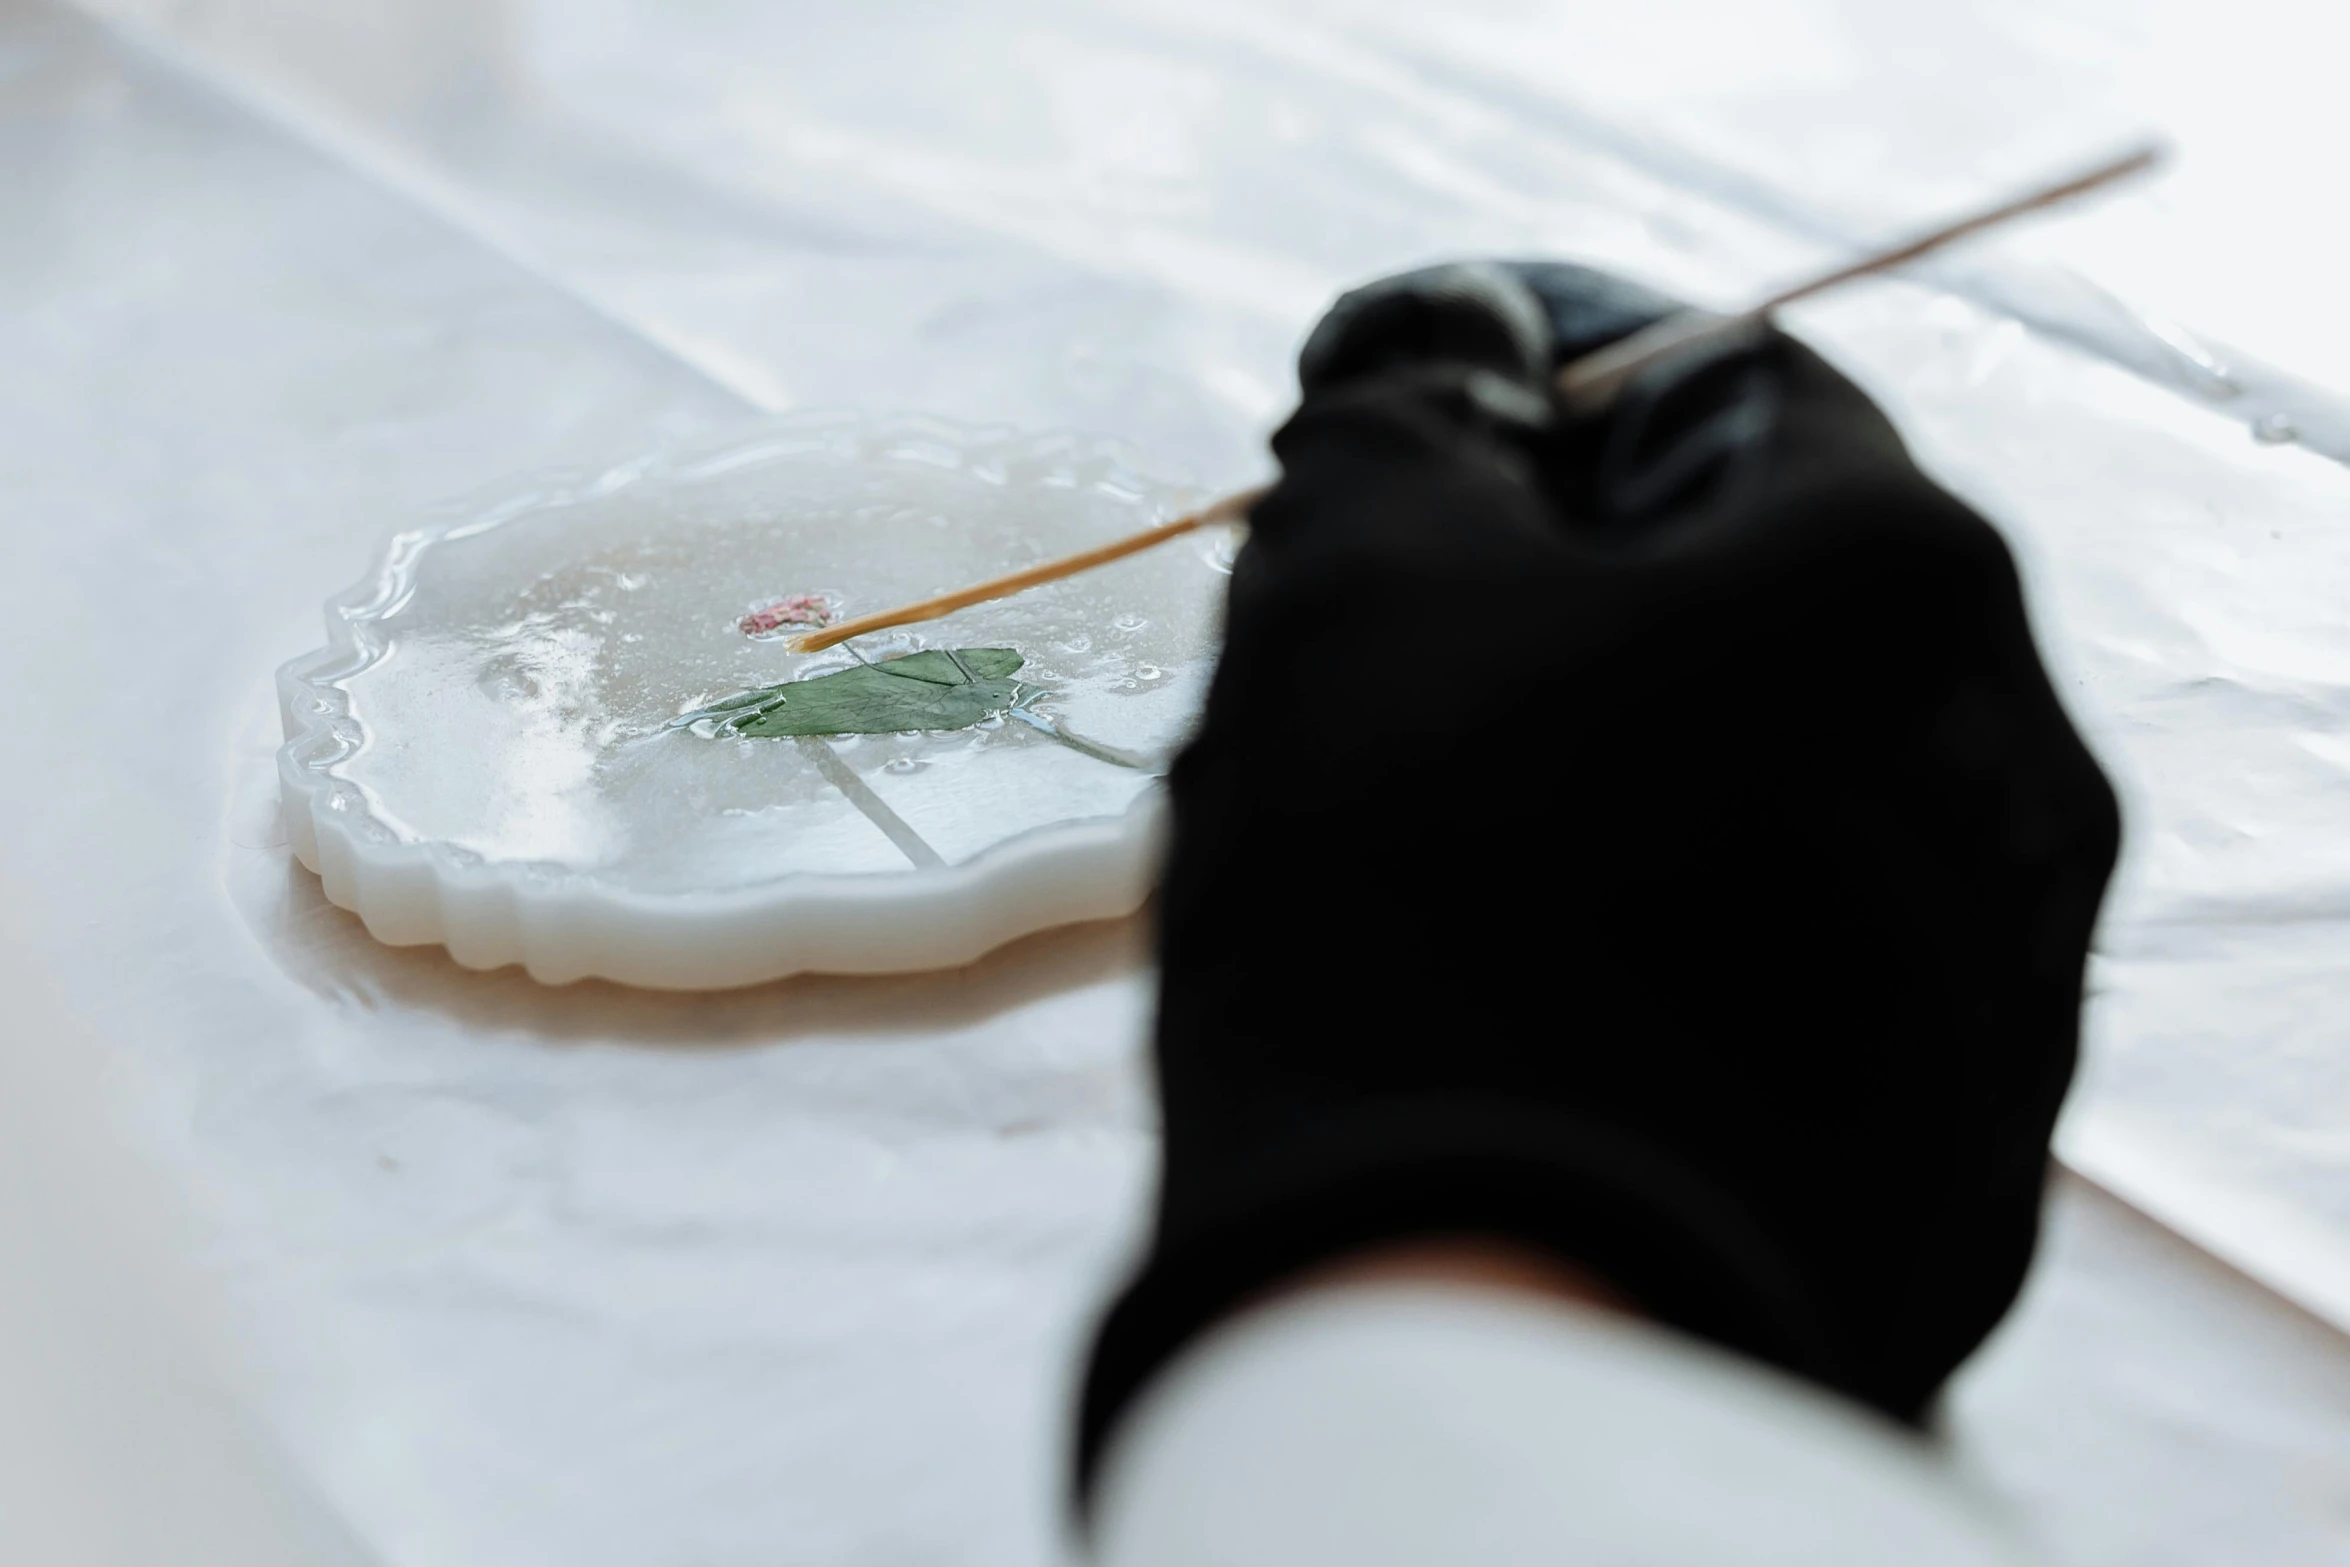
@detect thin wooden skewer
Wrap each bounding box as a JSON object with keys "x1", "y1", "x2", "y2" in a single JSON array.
[
  {"x1": 790, "y1": 141, "x2": 2161, "y2": 655},
  {"x1": 1556, "y1": 141, "x2": 2161, "y2": 412},
  {"x1": 790, "y1": 483, "x2": 1269, "y2": 653}
]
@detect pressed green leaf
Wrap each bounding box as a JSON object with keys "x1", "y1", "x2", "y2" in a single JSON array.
[
  {"x1": 844, "y1": 647, "x2": 1023, "y2": 687},
  {"x1": 675, "y1": 648, "x2": 1032, "y2": 739}
]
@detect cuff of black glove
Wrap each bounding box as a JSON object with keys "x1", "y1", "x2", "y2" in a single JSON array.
[{"x1": 1072, "y1": 1097, "x2": 1839, "y2": 1520}]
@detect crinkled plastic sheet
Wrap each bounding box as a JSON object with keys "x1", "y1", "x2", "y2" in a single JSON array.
[{"x1": 87, "y1": 0, "x2": 2350, "y2": 1328}]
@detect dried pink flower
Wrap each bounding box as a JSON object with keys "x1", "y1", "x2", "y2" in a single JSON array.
[{"x1": 739, "y1": 594, "x2": 833, "y2": 637}]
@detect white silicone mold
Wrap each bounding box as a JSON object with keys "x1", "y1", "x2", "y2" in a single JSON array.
[{"x1": 276, "y1": 411, "x2": 1229, "y2": 989}]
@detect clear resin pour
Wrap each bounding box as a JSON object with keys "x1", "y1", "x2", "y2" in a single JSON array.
[{"x1": 276, "y1": 412, "x2": 1229, "y2": 988}]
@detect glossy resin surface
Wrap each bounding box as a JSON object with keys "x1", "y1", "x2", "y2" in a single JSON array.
[{"x1": 277, "y1": 413, "x2": 1227, "y2": 987}]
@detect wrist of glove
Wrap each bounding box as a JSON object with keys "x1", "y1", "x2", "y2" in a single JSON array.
[{"x1": 1073, "y1": 261, "x2": 2120, "y2": 1509}]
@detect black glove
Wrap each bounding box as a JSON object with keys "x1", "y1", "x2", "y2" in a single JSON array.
[{"x1": 1074, "y1": 261, "x2": 2121, "y2": 1504}]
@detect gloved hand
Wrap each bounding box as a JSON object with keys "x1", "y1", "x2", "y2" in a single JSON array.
[{"x1": 1073, "y1": 260, "x2": 2121, "y2": 1503}]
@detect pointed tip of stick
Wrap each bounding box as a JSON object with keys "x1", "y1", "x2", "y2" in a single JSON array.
[{"x1": 777, "y1": 485, "x2": 1268, "y2": 656}]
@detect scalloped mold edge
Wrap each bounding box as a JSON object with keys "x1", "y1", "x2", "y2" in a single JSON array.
[{"x1": 274, "y1": 410, "x2": 1198, "y2": 990}]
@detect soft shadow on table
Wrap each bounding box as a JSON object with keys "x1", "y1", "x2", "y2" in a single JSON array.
[{"x1": 233, "y1": 851, "x2": 1152, "y2": 1050}]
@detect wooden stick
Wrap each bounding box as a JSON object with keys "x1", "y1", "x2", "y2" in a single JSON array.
[
  {"x1": 789, "y1": 483, "x2": 1270, "y2": 653},
  {"x1": 1557, "y1": 141, "x2": 2161, "y2": 413},
  {"x1": 1758, "y1": 144, "x2": 2161, "y2": 314},
  {"x1": 792, "y1": 142, "x2": 2162, "y2": 652}
]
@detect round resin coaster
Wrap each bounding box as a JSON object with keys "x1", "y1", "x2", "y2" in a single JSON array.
[{"x1": 275, "y1": 412, "x2": 1231, "y2": 989}]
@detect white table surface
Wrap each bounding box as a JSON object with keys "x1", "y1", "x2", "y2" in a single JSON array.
[{"x1": 6, "y1": 1, "x2": 2350, "y2": 1561}]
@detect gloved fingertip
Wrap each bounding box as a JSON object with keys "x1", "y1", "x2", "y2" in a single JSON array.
[{"x1": 1298, "y1": 261, "x2": 1553, "y2": 395}]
